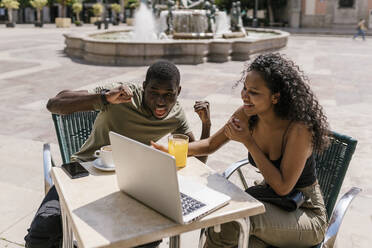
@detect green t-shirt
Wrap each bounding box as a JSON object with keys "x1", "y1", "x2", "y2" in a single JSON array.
[{"x1": 72, "y1": 82, "x2": 192, "y2": 161}]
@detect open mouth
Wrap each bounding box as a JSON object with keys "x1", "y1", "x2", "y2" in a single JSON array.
[
  {"x1": 154, "y1": 107, "x2": 167, "y2": 118},
  {"x1": 243, "y1": 102, "x2": 254, "y2": 108}
]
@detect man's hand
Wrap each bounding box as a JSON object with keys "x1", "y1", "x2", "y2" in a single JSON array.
[
  {"x1": 105, "y1": 85, "x2": 133, "y2": 104},
  {"x1": 194, "y1": 100, "x2": 211, "y2": 125},
  {"x1": 150, "y1": 141, "x2": 168, "y2": 153}
]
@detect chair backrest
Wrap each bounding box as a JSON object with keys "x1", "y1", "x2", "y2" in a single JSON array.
[
  {"x1": 52, "y1": 111, "x2": 99, "y2": 164},
  {"x1": 314, "y1": 131, "x2": 357, "y2": 219}
]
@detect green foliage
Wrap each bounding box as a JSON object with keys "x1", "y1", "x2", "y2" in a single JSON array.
[
  {"x1": 214, "y1": 0, "x2": 229, "y2": 11},
  {"x1": 215, "y1": 0, "x2": 287, "y2": 12},
  {"x1": 125, "y1": 0, "x2": 138, "y2": 9},
  {"x1": 56, "y1": 0, "x2": 73, "y2": 7},
  {"x1": 0, "y1": 0, "x2": 20, "y2": 9},
  {"x1": 18, "y1": 0, "x2": 30, "y2": 8},
  {"x1": 92, "y1": 2, "x2": 103, "y2": 17},
  {"x1": 30, "y1": 0, "x2": 47, "y2": 10},
  {"x1": 111, "y1": 3, "x2": 120, "y2": 13},
  {"x1": 72, "y1": 2, "x2": 82, "y2": 14}
]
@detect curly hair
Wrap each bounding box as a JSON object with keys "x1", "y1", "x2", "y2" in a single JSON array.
[{"x1": 238, "y1": 53, "x2": 330, "y2": 152}]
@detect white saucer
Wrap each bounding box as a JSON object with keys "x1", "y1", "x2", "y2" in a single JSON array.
[{"x1": 92, "y1": 158, "x2": 115, "y2": 172}]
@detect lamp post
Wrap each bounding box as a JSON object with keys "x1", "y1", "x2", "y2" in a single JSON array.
[
  {"x1": 104, "y1": 0, "x2": 109, "y2": 29},
  {"x1": 252, "y1": 0, "x2": 258, "y2": 27}
]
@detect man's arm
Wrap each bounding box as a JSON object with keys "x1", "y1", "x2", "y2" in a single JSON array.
[
  {"x1": 46, "y1": 85, "x2": 133, "y2": 115},
  {"x1": 188, "y1": 100, "x2": 211, "y2": 164}
]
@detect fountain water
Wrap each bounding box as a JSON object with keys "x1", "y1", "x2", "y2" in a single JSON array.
[
  {"x1": 132, "y1": 3, "x2": 157, "y2": 41},
  {"x1": 215, "y1": 11, "x2": 230, "y2": 35}
]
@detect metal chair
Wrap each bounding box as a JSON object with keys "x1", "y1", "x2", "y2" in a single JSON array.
[
  {"x1": 43, "y1": 111, "x2": 99, "y2": 195},
  {"x1": 199, "y1": 131, "x2": 361, "y2": 248}
]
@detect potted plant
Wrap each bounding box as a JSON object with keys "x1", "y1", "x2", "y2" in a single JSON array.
[
  {"x1": 55, "y1": 0, "x2": 73, "y2": 28},
  {"x1": 0, "y1": 0, "x2": 19, "y2": 27},
  {"x1": 30, "y1": 0, "x2": 47, "y2": 27},
  {"x1": 124, "y1": 0, "x2": 138, "y2": 26},
  {"x1": 90, "y1": 2, "x2": 102, "y2": 25},
  {"x1": 110, "y1": 3, "x2": 120, "y2": 25},
  {"x1": 72, "y1": 1, "x2": 82, "y2": 26}
]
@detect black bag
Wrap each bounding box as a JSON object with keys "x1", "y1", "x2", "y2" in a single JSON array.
[{"x1": 246, "y1": 184, "x2": 306, "y2": 212}]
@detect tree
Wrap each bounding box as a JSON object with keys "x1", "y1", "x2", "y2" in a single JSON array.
[
  {"x1": 30, "y1": 0, "x2": 47, "y2": 24},
  {"x1": 110, "y1": 3, "x2": 120, "y2": 24},
  {"x1": 72, "y1": 2, "x2": 82, "y2": 23},
  {"x1": 57, "y1": 0, "x2": 74, "y2": 18},
  {"x1": 92, "y1": 2, "x2": 103, "y2": 18},
  {"x1": 0, "y1": 0, "x2": 20, "y2": 23}
]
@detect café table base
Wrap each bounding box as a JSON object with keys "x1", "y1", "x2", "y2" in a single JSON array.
[
  {"x1": 198, "y1": 218, "x2": 250, "y2": 248},
  {"x1": 61, "y1": 201, "x2": 74, "y2": 248},
  {"x1": 169, "y1": 235, "x2": 180, "y2": 248}
]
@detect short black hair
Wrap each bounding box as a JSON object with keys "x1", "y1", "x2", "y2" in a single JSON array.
[{"x1": 145, "y1": 61, "x2": 180, "y2": 86}]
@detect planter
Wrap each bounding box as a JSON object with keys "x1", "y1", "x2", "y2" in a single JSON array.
[
  {"x1": 74, "y1": 21, "x2": 83, "y2": 26},
  {"x1": 56, "y1": 17, "x2": 71, "y2": 28},
  {"x1": 90, "y1": 17, "x2": 101, "y2": 24},
  {"x1": 35, "y1": 22, "x2": 43, "y2": 27},
  {"x1": 6, "y1": 22, "x2": 15, "y2": 28},
  {"x1": 126, "y1": 17, "x2": 134, "y2": 26}
]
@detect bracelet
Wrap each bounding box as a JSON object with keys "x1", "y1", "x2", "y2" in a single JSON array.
[{"x1": 100, "y1": 89, "x2": 110, "y2": 105}]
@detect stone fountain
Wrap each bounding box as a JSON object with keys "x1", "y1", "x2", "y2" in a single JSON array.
[{"x1": 64, "y1": 0, "x2": 289, "y2": 66}]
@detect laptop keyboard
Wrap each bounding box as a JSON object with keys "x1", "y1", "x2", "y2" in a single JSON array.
[{"x1": 180, "y1": 192, "x2": 206, "y2": 216}]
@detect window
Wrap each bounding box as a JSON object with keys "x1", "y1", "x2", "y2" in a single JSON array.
[{"x1": 339, "y1": 0, "x2": 354, "y2": 8}]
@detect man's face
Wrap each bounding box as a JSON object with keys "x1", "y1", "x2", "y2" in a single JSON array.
[{"x1": 143, "y1": 79, "x2": 181, "y2": 119}]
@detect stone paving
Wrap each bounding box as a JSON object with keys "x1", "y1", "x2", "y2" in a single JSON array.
[{"x1": 0, "y1": 24, "x2": 371, "y2": 248}]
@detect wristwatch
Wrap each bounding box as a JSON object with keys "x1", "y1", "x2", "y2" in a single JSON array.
[{"x1": 100, "y1": 89, "x2": 110, "y2": 105}]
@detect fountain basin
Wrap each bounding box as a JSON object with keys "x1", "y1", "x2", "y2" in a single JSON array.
[{"x1": 64, "y1": 28, "x2": 289, "y2": 66}]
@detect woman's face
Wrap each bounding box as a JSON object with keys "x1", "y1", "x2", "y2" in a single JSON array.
[{"x1": 241, "y1": 70, "x2": 279, "y2": 116}]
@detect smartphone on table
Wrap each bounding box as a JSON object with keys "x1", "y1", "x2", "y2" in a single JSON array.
[{"x1": 62, "y1": 162, "x2": 89, "y2": 179}]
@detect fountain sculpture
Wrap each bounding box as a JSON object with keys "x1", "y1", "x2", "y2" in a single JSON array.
[{"x1": 64, "y1": 0, "x2": 289, "y2": 66}]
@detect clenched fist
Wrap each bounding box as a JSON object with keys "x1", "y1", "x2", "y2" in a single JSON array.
[
  {"x1": 105, "y1": 85, "x2": 133, "y2": 104},
  {"x1": 194, "y1": 100, "x2": 211, "y2": 125}
]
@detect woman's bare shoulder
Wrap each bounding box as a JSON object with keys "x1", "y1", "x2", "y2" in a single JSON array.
[{"x1": 288, "y1": 122, "x2": 312, "y2": 141}]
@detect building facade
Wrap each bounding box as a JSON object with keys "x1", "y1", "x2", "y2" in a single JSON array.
[{"x1": 287, "y1": 0, "x2": 372, "y2": 28}]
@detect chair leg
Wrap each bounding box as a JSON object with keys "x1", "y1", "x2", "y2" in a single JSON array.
[
  {"x1": 198, "y1": 228, "x2": 206, "y2": 248},
  {"x1": 235, "y1": 218, "x2": 250, "y2": 248},
  {"x1": 322, "y1": 187, "x2": 362, "y2": 248}
]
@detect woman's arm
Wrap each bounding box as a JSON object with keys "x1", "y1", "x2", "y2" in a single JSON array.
[
  {"x1": 188, "y1": 106, "x2": 247, "y2": 156},
  {"x1": 188, "y1": 126, "x2": 230, "y2": 156},
  {"x1": 243, "y1": 123, "x2": 313, "y2": 196}
]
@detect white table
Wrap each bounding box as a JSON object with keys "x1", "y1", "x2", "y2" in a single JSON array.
[{"x1": 51, "y1": 157, "x2": 265, "y2": 248}]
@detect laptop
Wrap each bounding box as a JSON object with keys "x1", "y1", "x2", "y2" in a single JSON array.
[{"x1": 109, "y1": 131, "x2": 231, "y2": 224}]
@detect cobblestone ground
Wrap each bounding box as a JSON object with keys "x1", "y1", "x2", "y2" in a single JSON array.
[{"x1": 0, "y1": 24, "x2": 371, "y2": 247}]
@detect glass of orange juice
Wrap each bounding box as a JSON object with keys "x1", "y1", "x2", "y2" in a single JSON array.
[{"x1": 168, "y1": 134, "x2": 189, "y2": 169}]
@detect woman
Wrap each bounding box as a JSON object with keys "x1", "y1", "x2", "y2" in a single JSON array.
[{"x1": 153, "y1": 53, "x2": 330, "y2": 247}]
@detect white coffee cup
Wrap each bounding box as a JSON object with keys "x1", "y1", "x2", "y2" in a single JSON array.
[{"x1": 94, "y1": 145, "x2": 114, "y2": 167}]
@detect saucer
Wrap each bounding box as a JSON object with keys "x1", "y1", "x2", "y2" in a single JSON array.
[{"x1": 92, "y1": 158, "x2": 115, "y2": 172}]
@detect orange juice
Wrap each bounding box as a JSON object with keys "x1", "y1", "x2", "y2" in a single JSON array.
[{"x1": 168, "y1": 134, "x2": 189, "y2": 168}]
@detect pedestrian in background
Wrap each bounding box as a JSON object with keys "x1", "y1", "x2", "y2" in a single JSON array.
[{"x1": 353, "y1": 18, "x2": 367, "y2": 41}]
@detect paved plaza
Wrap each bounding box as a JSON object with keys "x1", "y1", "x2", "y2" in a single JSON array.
[{"x1": 0, "y1": 24, "x2": 371, "y2": 248}]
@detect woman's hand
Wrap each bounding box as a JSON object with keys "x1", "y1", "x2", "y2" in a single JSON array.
[
  {"x1": 224, "y1": 117, "x2": 253, "y2": 145},
  {"x1": 150, "y1": 141, "x2": 168, "y2": 153}
]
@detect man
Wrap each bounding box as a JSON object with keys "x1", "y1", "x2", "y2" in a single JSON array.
[
  {"x1": 25, "y1": 61, "x2": 211, "y2": 248},
  {"x1": 353, "y1": 18, "x2": 366, "y2": 41}
]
